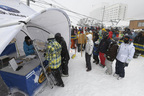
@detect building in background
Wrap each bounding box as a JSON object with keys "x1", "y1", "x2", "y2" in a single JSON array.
[
  {"x1": 90, "y1": 3, "x2": 127, "y2": 22},
  {"x1": 129, "y1": 20, "x2": 144, "y2": 30}
]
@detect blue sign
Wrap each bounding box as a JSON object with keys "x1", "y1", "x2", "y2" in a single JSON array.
[
  {"x1": 0, "y1": 5, "x2": 20, "y2": 13},
  {"x1": 0, "y1": 65, "x2": 46, "y2": 96}
]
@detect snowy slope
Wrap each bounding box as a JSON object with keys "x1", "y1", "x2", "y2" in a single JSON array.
[{"x1": 38, "y1": 49, "x2": 144, "y2": 96}]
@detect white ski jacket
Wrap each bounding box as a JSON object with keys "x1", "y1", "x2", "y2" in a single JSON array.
[
  {"x1": 116, "y1": 42, "x2": 135, "y2": 63},
  {"x1": 85, "y1": 34, "x2": 94, "y2": 55}
]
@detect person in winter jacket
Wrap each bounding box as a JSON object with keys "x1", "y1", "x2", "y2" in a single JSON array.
[
  {"x1": 98, "y1": 32, "x2": 111, "y2": 68},
  {"x1": 99, "y1": 28, "x2": 106, "y2": 42},
  {"x1": 108, "y1": 30, "x2": 113, "y2": 39},
  {"x1": 93, "y1": 41, "x2": 99, "y2": 64},
  {"x1": 71, "y1": 26, "x2": 77, "y2": 49},
  {"x1": 112, "y1": 31, "x2": 116, "y2": 39},
  {"x1": 133, "y1": 31, "x2": 144, "y2": 58},
  {"x1": 93, "y1": 31, "x2": 99, "y2": 42},
  {"x1": 23, "y1": 36, "x2": 35, "y2": 56},
  {"x1": 55, "y1": 33, "x2": 70, "y2": 77},
  {"x1": 114, "y1": 35, "x2": 135, "y2": 80},
  {"x1": 85, "y1": 34, "x2": 94, "y2": 71},
  {"x1": 105, "y1": 41, "x2": 119, "y2": 75},
  {"x1": 45, "y1": 34, "x2": 64, "y2": 87}
]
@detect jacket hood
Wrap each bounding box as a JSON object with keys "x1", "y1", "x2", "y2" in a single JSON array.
[
  {"x1": 55, "y1": 33, "x2": 62, "y2": 43},
  {"x1": 86, "y1": 34, "x2": 92, "y2": 41},
  {"x1": 129, "y1": 42, "x2": 134, "y2": 46}
]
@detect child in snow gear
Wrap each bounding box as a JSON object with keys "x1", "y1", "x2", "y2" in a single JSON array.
[
  {"x1": 133, "y1": 31, "x2": 144, "y2": 58},
  {"x1": 105, "y1": 41, "x2": 118, "y2": 75},
  {"x1": 114, "y1": 35, "x2": 135, "y2": 80},
  {"x1": 85, "y1": 34, "x2": 94, "y2": 71},
  {"x1": 93, "y1": 41, "x2": 99, "y2": 64}
]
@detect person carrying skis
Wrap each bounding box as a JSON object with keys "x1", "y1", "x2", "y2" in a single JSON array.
[
  {"x1": 113, "y1": 35, "x2": 135, "y2": 80},
  {"x1": 85, "y1": 34, "x2": 94, "y2": 71}
]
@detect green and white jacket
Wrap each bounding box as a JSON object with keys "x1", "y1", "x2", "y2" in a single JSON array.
[{"x1": 45, "y1": 39, "x2": 62, "y2": 69}]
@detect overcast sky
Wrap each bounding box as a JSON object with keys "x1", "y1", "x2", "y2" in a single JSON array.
[
  {"x1": 27, "y1": 0, "x2": 144, "y2": 25},
  {"x1": 50, "y1": 0, "x2": 144, "y2": 17}
]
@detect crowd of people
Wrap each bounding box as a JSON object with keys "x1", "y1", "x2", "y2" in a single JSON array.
[
  {"x1": 70, "y1": 25, "x2": 144, "y2": 80},
  {"x1": 23, "y1": 33, "x2": 70, "y2": 87},
  {"x1": 22, "y1": 25, "x2": 143, "y2": 88}
]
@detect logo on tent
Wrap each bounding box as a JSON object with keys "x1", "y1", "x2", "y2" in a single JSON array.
[{"x1": 0, "y1": 5, "x2": 20, "y2": 13}]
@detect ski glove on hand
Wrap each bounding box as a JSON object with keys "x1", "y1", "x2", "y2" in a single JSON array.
[
  {"x1": 124, "y1": 63, "x2": 128, "y2": 67},
  {"x1": 43, "y1": 60, "x2": 49, "y2": 66}
]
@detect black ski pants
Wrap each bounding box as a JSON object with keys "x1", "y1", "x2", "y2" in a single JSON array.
[
  {"x1": 115, "y1": 59, "x2": 125, "y2": 78},
  {"x1": 51, "y1": 69, "x2": 64, "y2": 85},
  {"x1": 61, "y1": 58, "x2": 69, "y2": 75},
  {"x1": 85, "y1": 53, "x2": 92, "y2": 70},
  {"x1": 93, "y1": 55, "x2": 99, "y2": 63}
]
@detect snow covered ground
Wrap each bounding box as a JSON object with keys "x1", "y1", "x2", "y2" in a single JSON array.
[{"x1": 38, "y1": 49, "x2": 144, "y2": 96}]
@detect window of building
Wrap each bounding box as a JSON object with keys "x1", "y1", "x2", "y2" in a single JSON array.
[{"x1": 138, "y1": 22, "x2": 144, "y2": 27}]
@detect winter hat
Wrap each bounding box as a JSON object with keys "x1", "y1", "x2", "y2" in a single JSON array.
[
  {"x1": 25, "y1": 36, "x2": 31, "y2": 45},
  {"x1": 124, "y1": 35, "x2": 130, "y2": 43},
  {"x1": 55, "y1": 33, "x2": 61, "y2": 42},
  {"x1": 55, "y1": 33, "x2": 61, "y2": 38},
  {"x1": 25, "y1": 36, "x2": 30, "y2": 41},
  {"x1": 102, "y1": 28, "x2": 106, "y2": 32}
]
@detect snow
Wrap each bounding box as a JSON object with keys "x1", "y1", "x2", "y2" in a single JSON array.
[{"x1": 38, "y1": 49, "x2": 144, "y2": 96}]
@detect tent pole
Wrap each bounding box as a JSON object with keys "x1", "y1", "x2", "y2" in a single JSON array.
[
  {"x1": 15, "y1": 42, "x2": 20, "y2": 57},
  {"x1": 21, "y1": 29, "x2": 53, "y2": 88},
  {"x1": 33, "y1": 40, "x2": 53, "y2": 89}
]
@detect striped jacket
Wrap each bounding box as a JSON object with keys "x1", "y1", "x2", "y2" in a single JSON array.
[{"x1": 45, "y1": 39, "x2": 62, "y2": 69}]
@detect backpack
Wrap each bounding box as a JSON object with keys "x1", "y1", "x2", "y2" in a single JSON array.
[{"x1": 106, "y1": 42, "x2": 119, "y2": 61}]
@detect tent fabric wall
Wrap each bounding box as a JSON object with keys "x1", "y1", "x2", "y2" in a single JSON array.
[
  {"x1": 0, "y1": 0, "x2": 36, "y2": 56},
  {"x1": 0, "y1": 0, "x2": 71, "y2": 94},
  {"x1": 0, "y1": 24, "x2": 24, "y2": 54},
  {"x1": 0, "y1": 0, "x2": 36, "y2": 20},
  {"x1": 0, "y1": 0, "x2": 71, "y2": 56},
  {"x1": 27, "y1": 8, "x2": 71, "y2": 50}
]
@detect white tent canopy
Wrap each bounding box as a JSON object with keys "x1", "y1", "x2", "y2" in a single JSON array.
[
  {"x1": 0, "y1": 0, "x2": 71, "y2": 56},
  {"x1": 27, "y1": 8, "x2": 71, "y2": 48}
]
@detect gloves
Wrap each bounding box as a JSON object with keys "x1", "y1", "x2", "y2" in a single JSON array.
[
  {"x1": 94, "y1": 51, "x2": 96, "y2": 54},
  {"x1": 43, "y1": 60, "x2": 49, "y2": 66},
  {"x1": 124, "y1": 63, "x2": 128, "y2": 67}
]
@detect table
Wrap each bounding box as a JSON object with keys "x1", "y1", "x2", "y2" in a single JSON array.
[{"x1": 0, "y1": 58, "x2": 47, "y2": 96}]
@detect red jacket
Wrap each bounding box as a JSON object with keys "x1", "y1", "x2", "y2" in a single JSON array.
[{"x1": 109, "y1": 31, "x2": 113, "y2": 39}]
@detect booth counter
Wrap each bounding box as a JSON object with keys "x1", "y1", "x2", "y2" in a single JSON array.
[{"x1": 0, "y1": 58, "x2": 46, "y2": 96}]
